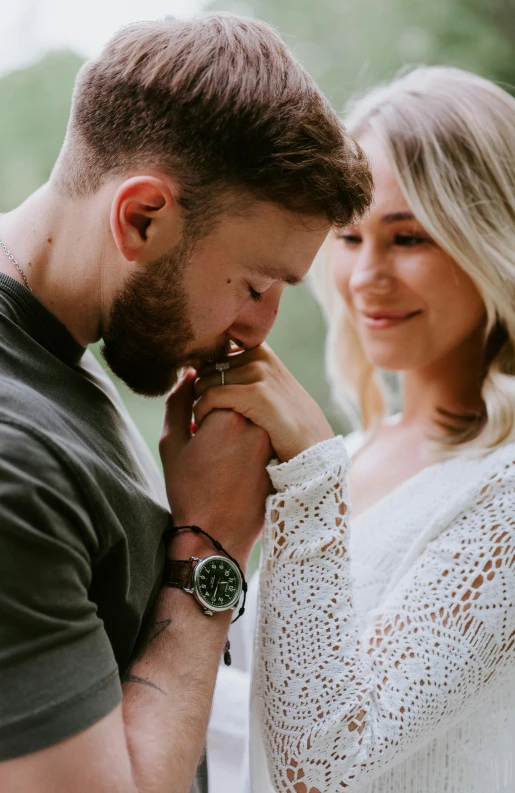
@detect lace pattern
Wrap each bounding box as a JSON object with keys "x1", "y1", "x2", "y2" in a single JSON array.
[{"x1": 252, "y1": 437, "x2": 515, "y2": 792}]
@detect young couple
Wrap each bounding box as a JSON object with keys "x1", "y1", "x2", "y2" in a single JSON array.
[{"x1": 0, "y1": 12, "x2": 514, "y2": 793}]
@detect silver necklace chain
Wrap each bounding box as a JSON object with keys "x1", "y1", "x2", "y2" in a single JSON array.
[{"x1": 0, "y1": 237, "x2": 32, "y2": 292}]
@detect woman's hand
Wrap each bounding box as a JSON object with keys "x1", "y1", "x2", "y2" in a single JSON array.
[{"x1": 194, "y1": 344, "x2": 334, "y2": 463}]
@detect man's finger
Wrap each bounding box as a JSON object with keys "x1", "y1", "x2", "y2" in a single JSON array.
[{"x1": 161, "y1": 369, "x2": 196, "y2": 456}]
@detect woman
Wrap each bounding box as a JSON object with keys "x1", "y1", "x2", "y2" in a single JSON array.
[{"x1": 199, "y1": 66, "x2": 515, "y2": 792}]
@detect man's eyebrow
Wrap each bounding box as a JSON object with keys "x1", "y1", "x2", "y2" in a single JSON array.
[
  {"x1": 249, "y1": 262, "x2": 304, "y2": 286},
  {"x1": 382, "y1": 212, "x2": 416, "y2": 224}
]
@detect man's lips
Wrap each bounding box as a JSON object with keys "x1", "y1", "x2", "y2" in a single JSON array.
[{"x1": 359, "y1": 310, "x2": 422, "y2": 329}]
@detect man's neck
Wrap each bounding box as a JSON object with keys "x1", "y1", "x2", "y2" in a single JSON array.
[{"x1": 0, "y1": 182, "x2": 114, "y2": 347}]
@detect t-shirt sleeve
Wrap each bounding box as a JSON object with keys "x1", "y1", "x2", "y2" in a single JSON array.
[{"x1": 0, "y1": 421, "x2": 121, "y2": 761}]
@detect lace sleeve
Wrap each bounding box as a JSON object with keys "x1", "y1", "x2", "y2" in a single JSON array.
[{"x1": 253, "y1": 437, "x2": 515, "y2": 791}]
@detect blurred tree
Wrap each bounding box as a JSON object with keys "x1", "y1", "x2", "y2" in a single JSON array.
[
  {"x1": 207, "y1": 0, "x2": 515, "y2": 105},
  {"x1": 0, "y1": 51, "x2": 83, "y2": 211},
  {"x1": 206, "y1": 0, "x2": 415, "y2": 108},
  {"x1": 411, "y1": 0, "x2": 515, "y2": 87}
]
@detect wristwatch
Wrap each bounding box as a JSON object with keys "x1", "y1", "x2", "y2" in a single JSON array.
[{"x1": 163, "y1": 555, "x2": 243, "y2": 616}]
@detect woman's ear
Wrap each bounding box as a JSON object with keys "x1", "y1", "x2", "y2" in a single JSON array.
[{"x1": 110, "y1": 175, "x2": 180, "y2": 262}]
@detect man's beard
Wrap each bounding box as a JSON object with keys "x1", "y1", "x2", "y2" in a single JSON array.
[{"x1": 101, "y1": 238, "x2": 227, "y2": 396}]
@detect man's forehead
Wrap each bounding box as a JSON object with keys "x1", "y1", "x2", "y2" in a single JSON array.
[{"x1": 231, "y1": 199, "x2": 330, "y2": 240}]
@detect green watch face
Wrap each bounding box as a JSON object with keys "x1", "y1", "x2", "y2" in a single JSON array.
[{"x1": 193, "y1": 556, "x2": 242, "y2": 611}]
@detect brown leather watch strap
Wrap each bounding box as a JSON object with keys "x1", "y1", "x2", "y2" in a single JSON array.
[{"x1": 163, "y1": 559, "x2": 195, "y2": 589}]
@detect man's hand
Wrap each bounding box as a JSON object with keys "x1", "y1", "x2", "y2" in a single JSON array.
[{"x1": 159, "y1": 369, "x2": 273, "y2": 569}]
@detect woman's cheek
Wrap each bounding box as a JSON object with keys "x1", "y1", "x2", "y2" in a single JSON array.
[{"x1": 330, "y1": 252, "x2": 352, "y2": 304}]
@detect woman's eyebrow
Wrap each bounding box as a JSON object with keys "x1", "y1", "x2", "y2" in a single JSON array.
[{"x1": 382, "y1": 212, "x2": 416, "y2": 223}]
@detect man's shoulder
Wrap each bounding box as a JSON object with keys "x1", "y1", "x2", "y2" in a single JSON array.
[
  {"x1": 0, "y1": 375, "x2": 70, "y2": 451},
  {"x1": 0, "y1": 406, "x2": 79, "y2": 495}
]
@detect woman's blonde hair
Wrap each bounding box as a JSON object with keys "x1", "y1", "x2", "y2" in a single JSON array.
[{"x1": 312, "y1": 65, "x2": 515, "y2": 455}]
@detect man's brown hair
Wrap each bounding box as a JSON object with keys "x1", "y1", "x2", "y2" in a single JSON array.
[{"x1": 53, "y1": 13, "x2": 372, "y2": 231}]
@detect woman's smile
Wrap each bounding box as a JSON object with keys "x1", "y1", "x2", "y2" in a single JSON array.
[{"x1": 359, "y1": 309, "x2": 422, "y2": 330}]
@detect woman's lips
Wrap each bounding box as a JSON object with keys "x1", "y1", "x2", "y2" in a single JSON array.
[{"x1": 360, "y1": 310, "x2": 421, "y2": 330}]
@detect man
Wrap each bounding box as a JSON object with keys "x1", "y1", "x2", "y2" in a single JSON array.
[{"x1": 0, "y1": 13, "x2": 371, "y2": 793}]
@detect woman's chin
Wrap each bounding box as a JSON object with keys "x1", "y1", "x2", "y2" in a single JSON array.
[{"x1": 364, "y1": 348, "x2": 424, "y2": 372}]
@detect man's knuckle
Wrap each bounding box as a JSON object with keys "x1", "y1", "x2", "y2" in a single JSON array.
[
  {"x1": 158, "y1": 431, "x2": 169, "y2": 450},
  {"x1": 248, "y1": 360, "x2": 264, "y2": 379},
  {"x1": 248, "y1": 381, "x2": 263, "y2": 398},
  {"x1": 257, "y1": 359, "x2": 271, "y2": 379}
]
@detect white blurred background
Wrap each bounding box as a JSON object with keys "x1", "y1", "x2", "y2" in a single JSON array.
[{"x1": 0, "y1": 0, "x2": 207, "y2": 77}]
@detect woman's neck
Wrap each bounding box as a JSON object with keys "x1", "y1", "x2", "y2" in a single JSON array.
[{"x1": 400, "y1": 331, "x2": 485, "y2": 429}]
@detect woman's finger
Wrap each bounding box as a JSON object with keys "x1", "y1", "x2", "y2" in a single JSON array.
[
  {"x1": 195, "y1": 359, "x2": 266, "y2": 397},
  {"x1": 194, "y1": 372, "x2": 228, "y2": 397},
  {"x1": 193, "y1": 385, "x2": 257, "y2": 426},
  {"x1": 196, "y1": 344, "x2": 274, "y2": 377},
  {"x1": 195, "y1": 354, "x2": 250, "y2": 378}
]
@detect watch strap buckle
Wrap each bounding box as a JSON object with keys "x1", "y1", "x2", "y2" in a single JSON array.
[{"x1": 163, "y1": 557, "x2": 199, "y2": 590}]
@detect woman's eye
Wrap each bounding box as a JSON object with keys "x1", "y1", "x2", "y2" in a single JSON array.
[
  {"x1": 338, "y1": 234, "x2": 362, "y2": 245},
  {"x1": 395, "y1": 234, "x2": 427, "y2": 247},
  {"x1": 248, "y1": 285, "x2": 264, "y2": 302}
]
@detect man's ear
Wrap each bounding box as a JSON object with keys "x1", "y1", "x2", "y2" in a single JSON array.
[{"x1": 110, "y1": 175, "x2": 181, "y2": 262}]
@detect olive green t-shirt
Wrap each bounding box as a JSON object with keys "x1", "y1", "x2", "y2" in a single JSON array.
[{"x1": 0, "y1": 273, "x2": 172, "y2": 760}]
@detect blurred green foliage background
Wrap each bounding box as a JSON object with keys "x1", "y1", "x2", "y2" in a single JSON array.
[{"x1": 0, "y1": 0, "x2": 514, "y2": 470}]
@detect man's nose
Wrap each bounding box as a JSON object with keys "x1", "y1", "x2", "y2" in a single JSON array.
[
  {"x1": 227, "y1": 287, "x2": 282, "y2": 349},
  {"x1": 349, "y1": 243, "x2": 395, "y2": 295}
]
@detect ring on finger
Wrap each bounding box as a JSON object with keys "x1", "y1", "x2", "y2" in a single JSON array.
[{"x1": 215, "y1": 361, "x2": 230, "y2": 385}]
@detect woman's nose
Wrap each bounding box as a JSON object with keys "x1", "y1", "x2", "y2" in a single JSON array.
[{"x1": 349, "y1": 244, "x2": 395, "y2": 295}]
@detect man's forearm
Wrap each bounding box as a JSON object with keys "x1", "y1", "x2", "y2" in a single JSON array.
[
  {"x1": 122, "y1": 585, "x2": 231, "y2": 793},
  {"x1": 0, "y1": 534, "x2": 249, "y2": 793}
]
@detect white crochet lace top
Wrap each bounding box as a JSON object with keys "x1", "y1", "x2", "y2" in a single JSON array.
[{"x1": 249, "y1": 435, "x2": 515, "y2": 793}]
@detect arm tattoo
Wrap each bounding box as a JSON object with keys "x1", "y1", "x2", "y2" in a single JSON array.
[
  {"x1": 131, "y1": 618, "x2": 172, "y2": 662},
  {"x1": 122, "y1": 619, "x2": 172, "y2": 696},
  {"x1": 124, "y1": 674, "x2": 167, "y2": 695},
  {"x1": 144, "y1": 619, "x2": 171, "y2": 647}
]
